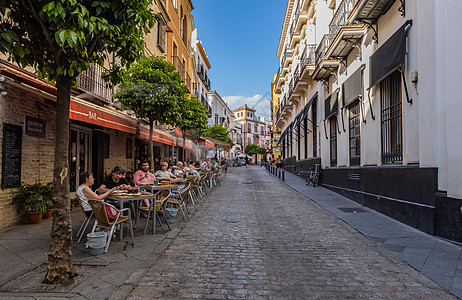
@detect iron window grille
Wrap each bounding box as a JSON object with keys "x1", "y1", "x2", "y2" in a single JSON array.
[
  {"x1": 312, "y1": 101, "x2": 317, "y2": 157},
  {"x1": 330, "y1": 117, "x2": 337, "y2": 167},
  {"x1": 304, "y1": 117, "x2": 308, "y2": 159},
  {"x1": 348, "y1": 100, "x2": 361, "y2": 166},
  {"x1": 380, "y1": 71, "x2": 402, "y2": 164}
]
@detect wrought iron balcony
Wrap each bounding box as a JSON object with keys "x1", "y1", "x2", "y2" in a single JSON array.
[
  {"x1": 329, "y1": 0, "x2": 354, "y2": 41},
  {"x1": 172, "y1": 56, "x2": 184, "y2": 77},
  {"x1": 76, "y1": 63, "x2": 112, "y2": 103},
  {"x1": 315, "y1": 34, "x2": 331, "y2": 67},
  {"x1": 300, "y1": 43, "x2": 316, "y2": 73},
  {"x1": 326, "y1": 0, "x2": 366, "y2": 59},
  {"x1": 184, "y1": 71, "x2": 191, "y2": 92}
]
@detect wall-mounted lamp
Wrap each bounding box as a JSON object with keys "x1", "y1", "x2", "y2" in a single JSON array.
[{"x1": 0, "y1": 75, "x2": 7, "y2": 96}]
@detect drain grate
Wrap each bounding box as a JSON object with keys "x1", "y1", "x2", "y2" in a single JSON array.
[{"x1": 338, "y1": 207, "x2": 366, "y2": 213}]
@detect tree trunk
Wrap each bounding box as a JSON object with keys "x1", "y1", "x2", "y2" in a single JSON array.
[
  {"x1": 149, "y1": 119, "x2": 154, "y2": 171},
  {"x1": 45, "y1": 75, "x2": 77, "y2": 284}
]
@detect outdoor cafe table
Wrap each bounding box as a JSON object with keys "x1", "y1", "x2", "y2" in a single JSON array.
[{"x1": 106, "y1": 192, "x2": 157, "y2": 237}]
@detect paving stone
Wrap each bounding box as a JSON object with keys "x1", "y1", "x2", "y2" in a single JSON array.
[{"x1": 127, "y1": 167, "x2": 458, "y2": 299}]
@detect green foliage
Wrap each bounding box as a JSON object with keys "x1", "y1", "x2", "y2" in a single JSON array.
[
  {"x1": 178, "y1": 97, "x2": 208, "y2": 138},
  {"x1": 0, "y1": 0, "x2": 158, "y2": 83},
  {"x1": 245, "y1": 143, "x2": 266, "y2": 155},
  {"x1": 206, "y1": 124, "x2": 234, "y2": 146},
  {"x1": 115, "y1": 56, "x2": 187, "y2": 126},
  {"x1": 12, "y1": 182, "x2": 53, "y2": 215}
]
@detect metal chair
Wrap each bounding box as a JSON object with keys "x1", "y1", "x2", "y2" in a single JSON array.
[
  {"x1": 88, "y1": 200, "x2": 134, "y2": 253},
  {"x1": 75, "y1": 196, "x2": 95, "y2": 243},
  {"x1": 137, "y1": 189, "x2": 172, "y2": 234},
  {"x1": 167, "y1": 181, "x2": 191, "y2": 221}
]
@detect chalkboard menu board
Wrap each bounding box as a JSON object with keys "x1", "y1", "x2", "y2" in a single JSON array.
[{"x1": 2, "y1": 124, "x2": 22, "y2": 188}]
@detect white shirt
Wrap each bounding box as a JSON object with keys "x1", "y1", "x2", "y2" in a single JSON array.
[{"x1": 76, "y1": 185, "x2": 92, "y2": 212}]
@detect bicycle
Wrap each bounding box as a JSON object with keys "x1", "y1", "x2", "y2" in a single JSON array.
[{"x1": 305, "y1": 164, "x2": 320, "y2": 187}]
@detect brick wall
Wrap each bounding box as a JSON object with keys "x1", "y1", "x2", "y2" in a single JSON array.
[
  {"x1": 0, "y1": 82, "x2": 56, "y2": 229},
  {"x1": 103, "y1": 129, "x2": 135, "y2": 177}
]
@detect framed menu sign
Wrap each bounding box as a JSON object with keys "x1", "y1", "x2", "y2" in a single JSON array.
[
  {"x1": 2, "y1": 124, "x2": 22, "y2": 189},
  {"x1": 25, "y1": 116, "x2": 46, "y2": 138}
]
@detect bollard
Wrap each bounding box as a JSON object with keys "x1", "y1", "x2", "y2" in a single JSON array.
[{"x1": 282, "y1": 169, "x2": 285, "y2": 181}]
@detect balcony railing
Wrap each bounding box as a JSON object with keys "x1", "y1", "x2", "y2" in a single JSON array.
[
  {"x1": 184, "y1": 71, "x2": 191, "y2": 92},
  {"x1": 288, "y1": 78, "x2": 294, "y2": 97},
  {"x1": 329, "y1": 0, "x2": 354, "y2": 41},
  {"x1": 76, "y1": 63, "x2": 112, "y2": 103},
  {"x1": 172, "y1": 56, "x2": 184, "y2": 77},
  {"x1": 301, "y1": 44, "x2": 316, "y2": 70},
  {"x1": 294, "y1": 64, "x2": 300, "y2": 87},
  {"x1": 315, "y1": 34, "x2": 330, "y2": 67}
]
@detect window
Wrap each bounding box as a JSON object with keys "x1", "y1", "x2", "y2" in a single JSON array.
[
  {"x1": 254, "y1": 124, "x2": 258, "y2": 132},
  {"x1": 330, "y1": 117, "x2": 337, "y2": 167},
  {"x1": 157, "y1": 17, "x2": 166, "y2": 53},
  {"x1": 349, "y1": 100, "x2": 361, "y2": 165},
  {"x1": 248, "y1": 138, "x2": 251, "y2": 145},
  {"x1": 380, "y1": 71, "x2": 402, "y2": 164},
  {"x1": 312, "y1": 100, "x2": 317, "y2": 157},
  {"x1": 126, "y1": 138, "x2": 133, "y2": 159},
  {"x1": 297, "y1": 121, "x2": 301, "y2": 160},
  {"x1": 304, "y1": 117, "x2": 308, "y2": 159},
  {"x1": 247, "y1": 123, "x2": 251, "y2": 133},
  {"x1": 215, "y1": 114, "x2": 218, "y2": 125}
]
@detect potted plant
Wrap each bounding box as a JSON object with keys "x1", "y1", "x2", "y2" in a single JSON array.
[{"x1": 12, "y1": 182, "x2": 53, "y2": 224}]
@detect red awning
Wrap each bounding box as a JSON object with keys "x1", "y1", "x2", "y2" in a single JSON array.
[
  {"x1": 205, "y1": 140, "x2": 215, "y2": 150},
  {"x1": 70, "y1": 99, "x2": 137, "y2": 134},
  {"x1": 139, "y1": 126, "x2": 176, "y2": 146},
  {"x1": 174, "y1": 128, "x2": 183, "y2": 137}
]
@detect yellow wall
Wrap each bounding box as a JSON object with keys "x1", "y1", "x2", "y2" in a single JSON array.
[{"x1": 271, "y1": 73, "x2": 281, "y2": 161}]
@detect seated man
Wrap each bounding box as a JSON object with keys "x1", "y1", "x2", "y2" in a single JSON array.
[
  {"x1": 154, "y1": 162, "x2": 177, "y2": 181},
  {"x1": 187, "y1": 160, "x2": 201, "y2": 175},
  {"x1": 171, "y1": 161, "x2": 184, "y2": 176},
  {"x1": 97, "y1": 166, "x2": 130, "y2": 194},
  {"x1": 133, "y1": 161, "x2": 157, "y2": 185}
]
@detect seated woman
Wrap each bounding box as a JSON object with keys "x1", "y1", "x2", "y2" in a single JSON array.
[
  {"x1": 77, "y1": 171, "x2": 117, "y2": 217},
  {"x1": 154, "y1": 161, "x2": 177, "y2": 181}
]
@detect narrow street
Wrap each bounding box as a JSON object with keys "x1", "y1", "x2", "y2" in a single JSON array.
[{"x1": 127, "y1": 166, "x2": 456, "y2": 299}]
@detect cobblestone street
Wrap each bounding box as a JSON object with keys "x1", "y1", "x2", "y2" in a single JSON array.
[{"x1": 127, "y1": 166, "x2": 456, "y2": 299}]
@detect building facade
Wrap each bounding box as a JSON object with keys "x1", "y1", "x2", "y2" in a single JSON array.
[
  {"x1": 275, "y1": 0, "x2": 462, "y2": 242},
  {"x1": 270, "y1": 73, "x2": 282, "y2": 162},
  {"x1": 233, "y1": 105, "x2": 271, "y2": 162},
  {"x1": 0, "y1": 0, "x2": 218, "y2": 230},
  {"x1": 191, "y1": 28, "x2": 212, "y2": 117}
]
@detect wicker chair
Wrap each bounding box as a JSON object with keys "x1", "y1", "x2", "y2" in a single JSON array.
[{"x1": 88, "y1": 200, "x2": 134, "y2": 253}]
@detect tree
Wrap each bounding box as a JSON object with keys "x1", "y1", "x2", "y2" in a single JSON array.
[
  {"x1": 0, "y1": 0, "x2": 156, "y2": 283},
  {"x1": 245, "y1": 143, "x2": 266, "y2": 164},
  {"x1": 206, "y1": 124, "x2": 234, "y2": 145},
  {"x1": 177, "y1": 97, "x2": 208, "y2": 160},
  {"x1": 115, "y1": 56, "x2": 187, "y2": 169}
]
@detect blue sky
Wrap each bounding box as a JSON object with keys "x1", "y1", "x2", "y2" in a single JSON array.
[{"x1": 191, "y1": 1, "x2": 287, "y2": 120}]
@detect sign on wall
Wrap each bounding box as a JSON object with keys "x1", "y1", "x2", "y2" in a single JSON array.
[
  {"x1": 25, "y1": 116, "x2": 46, "y2": 138},
  {"x1": 2, "y1": 123, "x2": 22, "y2": 189}
]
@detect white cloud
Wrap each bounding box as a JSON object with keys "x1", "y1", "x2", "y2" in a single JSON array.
[{"x1": 223, "y1": 94, "x2": 271, "y2": 121}]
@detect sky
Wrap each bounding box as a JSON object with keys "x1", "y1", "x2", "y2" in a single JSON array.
[{"x1": 191, "y1": 1, "x2": 287, "y2": 120}]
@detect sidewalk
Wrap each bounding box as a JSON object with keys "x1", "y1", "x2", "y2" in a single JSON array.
[
  {"x1": 275, "y1": 166, "x2": 462, "y2": 299},
  {"x1": 0, "y1": 196, "x2": 201, "y2": 299}
]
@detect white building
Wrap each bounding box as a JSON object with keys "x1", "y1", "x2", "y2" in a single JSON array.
[
  {"x1": 208, "y1": 90, "x2": 229, "y2": 127},
  {"x1": 191, "y1": 28, "x2": 212, "y2": 117},
  {"x1": 275, "y1": 0, "x2": 462, "y2": 241},
  {"x1": 233, "y1": 105, "x2": 271, "y2": 160}
]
